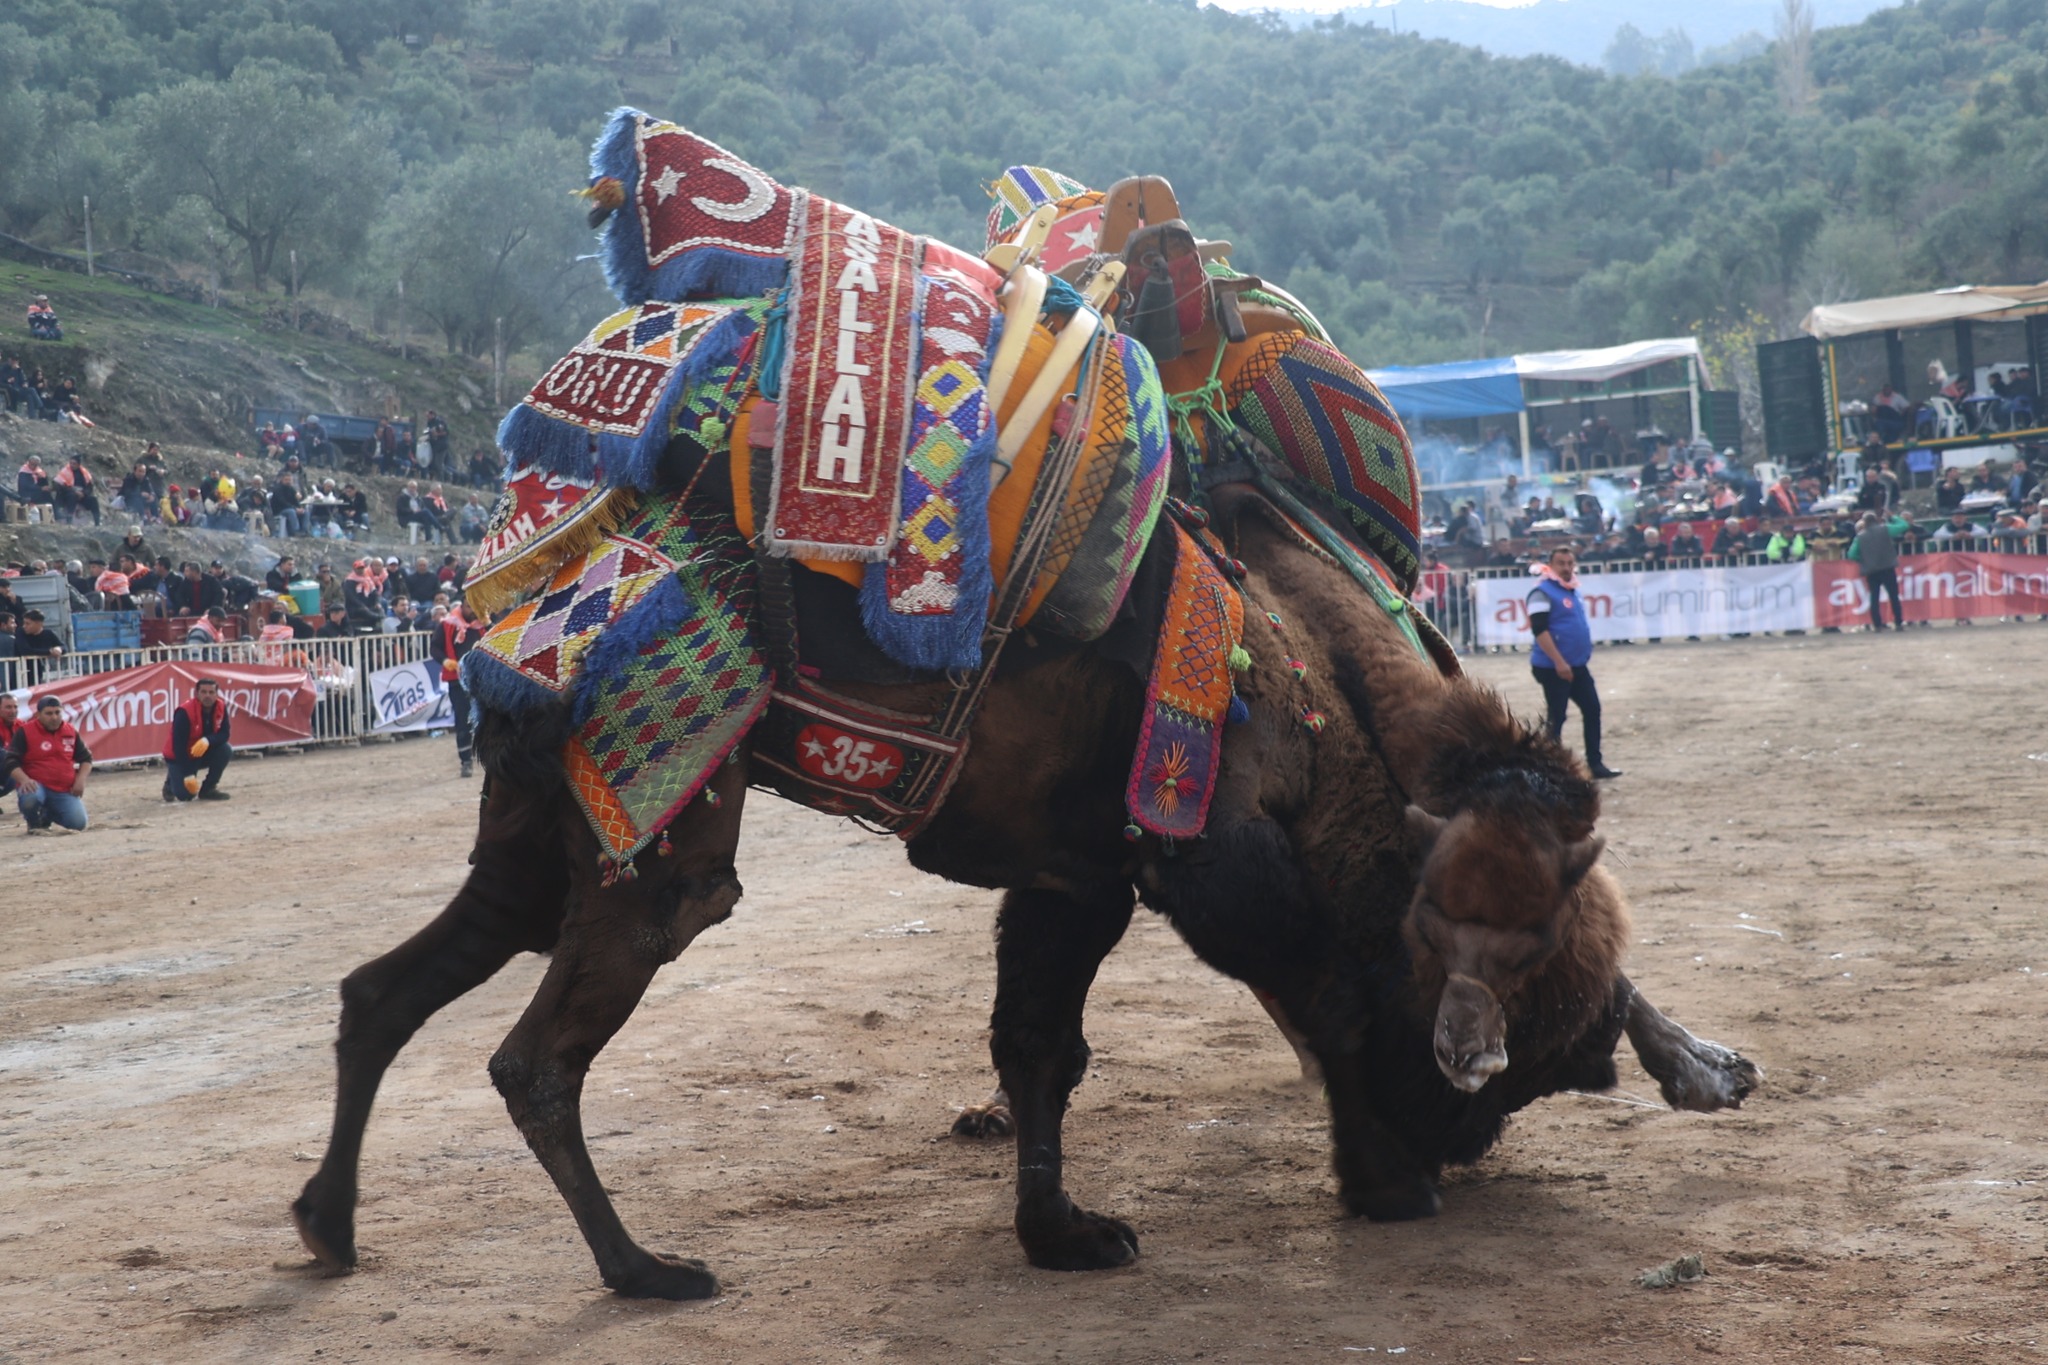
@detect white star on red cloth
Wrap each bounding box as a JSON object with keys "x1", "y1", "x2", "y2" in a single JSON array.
[
  {"x1": 1064, "y1": 217, "x2": 1101, "y2": 254},
  {"x1": 801, "y1": 735, "x2": 827, "y2": 759},
  {"x1": 651, "y1": 165, "x2": 685, "y2": 203},
  {"x1": 868, "y1": 755, "x2": 897, "y2": 780},
  {"x1": 538, "y1": 495, "x2": 567, "y2": 521}
]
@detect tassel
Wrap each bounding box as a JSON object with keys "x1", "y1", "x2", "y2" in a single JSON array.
[
  {"x1": 658, "y1": 829, "x2": 673, "y2": 857},
  {"x1": 1225, "y1": 558, "x2": 1247, "y2": 579},
  {"x1": 703, "y1": 788, "x2": 722, "y2": 807},
  {"x1": 600, "y1": 862, "x2": 618, "y2": 888},
  {"x1": 698, "y1": 416, "x2": 727, "y2": 452},
  {"x1": 1227, "y1": 694, "x2": 1250, "y2": 725},
  {"x1": 577, "y1": 176, "x2": 626, "y2": 228},
  {"x1": 1287, "y1": 657, "x2": 1308, "y2": 679},
  {"x1": 1228, "y1": 645, "x2": 1252, "y2": 672},
  {"x1": 1298, "y1": 706, "x2": 1326, "y2": 734},
  {"x1": 1123, "y1": 822, "x2": 1143, "y2": 842},
  {"x1": 1184, "y1": 504, "x2": 1209, "y2": 527},
  {"x1": 1266, "y1": 611, "x2": 1284, "y2": 630}
]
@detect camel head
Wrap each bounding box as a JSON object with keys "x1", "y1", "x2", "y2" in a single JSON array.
[{"x1": 1402, "y1": 804, "x2": 1603, "y2": 1093}]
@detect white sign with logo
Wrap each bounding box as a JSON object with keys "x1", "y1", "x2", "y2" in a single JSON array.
[
  {"x1": 1470, "y1": 562, "x2": 1816, "y2": 647},
  {"x1": 369, "y1": 659, "x2": 454, "y2": 734}
]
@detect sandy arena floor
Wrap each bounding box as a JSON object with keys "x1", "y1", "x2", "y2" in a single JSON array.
[{"x1": 2, "y1": 623, "x2": 2045, "y2": 1363}]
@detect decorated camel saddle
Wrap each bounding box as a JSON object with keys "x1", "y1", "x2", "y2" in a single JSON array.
[{"x1": 463, "y1": 110, "x2": 1429, "y2": 880}]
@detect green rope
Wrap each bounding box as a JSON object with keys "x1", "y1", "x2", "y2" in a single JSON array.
[
  {"x1": 1254, "y1": 470, "x2": 1428, "y2": 660},
  {"x1": 1163, "y1": 331, "x2": 1233, "y2": 465}
]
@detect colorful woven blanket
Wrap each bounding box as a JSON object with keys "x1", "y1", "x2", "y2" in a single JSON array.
[
  {"x1": 593, "y1": 112, "x2": 805, "y2": 306},
  {"x1": 462, "y1": 463, "x2": 625, "y2": 617},
  {"x1": 1225, "y1": 330, "x2": 1422, "y2": 593},
  {"x1": 496, "y1": 298, "x2": 767, "y2": 491},
  {"x1": 857, "y1": 267, "x2": 1000, "y2": 670},
  {"x1": 1126, "y1": 512, "x2": 1246, "y2": 841},
  {"x1": 764, "y1": 197, "x2": 925, "y2": 562},
  {"x1": 463, "y1": 489, "x2": 770, "y2": 873}
]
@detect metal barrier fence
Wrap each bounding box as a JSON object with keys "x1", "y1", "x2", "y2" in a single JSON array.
[
  {"x1": 1441, "y1": 542, "x2": 2048, "y2": 651},
  {"x1": 1, "y1": 630, "x2": 438, "y2": 748}
]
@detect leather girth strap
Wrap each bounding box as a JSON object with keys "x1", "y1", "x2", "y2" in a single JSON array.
[{"x1": 749, "y1": 329, "x2": 1112, "y2": 836}]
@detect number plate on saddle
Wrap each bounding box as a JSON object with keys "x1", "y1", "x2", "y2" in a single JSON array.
[{"x1": 749, "y1": 677, "x2": 968, "y2": 836}]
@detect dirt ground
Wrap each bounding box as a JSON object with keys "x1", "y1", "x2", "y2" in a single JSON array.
[{"x1": 2, "y1": 622, "x2": 2045, "y2": 1363}]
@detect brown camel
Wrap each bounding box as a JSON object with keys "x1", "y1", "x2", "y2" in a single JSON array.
[{"x1": 292, "y1": 478, "x2": 1758, "y2": 1297}]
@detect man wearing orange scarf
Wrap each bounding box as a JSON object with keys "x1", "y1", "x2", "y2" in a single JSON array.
[{"x1": 434, "y1": 601, "x2": 486, "y2": 779}]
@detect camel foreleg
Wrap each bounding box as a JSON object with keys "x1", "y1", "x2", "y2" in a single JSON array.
[
  {"x1": 990, "y1": 883, "x2": 1139, "y2": 1271},
  {"x1": 293, "y1": 785, "x2": 570, "y2": 1271},
  {"x1": 1619, "y1": 975, "x2": 1762, "y2": 1111},
  {"x1": 487, "y1": 760, "x2": 749, "y2": 1300}
]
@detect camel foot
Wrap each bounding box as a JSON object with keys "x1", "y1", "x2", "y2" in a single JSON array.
[
  {"x1": 1018, "y1": 1204, "x2": 1140, "y2": 1271},
  {"x1": 1341, "y1": 1175, "x2": 1442, "y2": 1223},
  {"x1": 604, "y1": 1251, "x2": 720, "y2": 1301},
  {"x1": 952, "y1": 1099, "x2": 1014, "y2": 1139},
  {"x1": 290, "y1": 1189, "x2": 357, "y2": 1271},
  {"x1": 1623, "y1": 985, "x2": 1763, "y2": 1112},
  {"x1": 1647, "y1": 1034, "x2": 1762, "y2": 1112}
]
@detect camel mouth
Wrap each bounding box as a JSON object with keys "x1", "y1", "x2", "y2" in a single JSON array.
[
  {"x1": 1434, "y1": 974, "x2": 1509, "y2": 1092},
  {"x1": 1435, "y1": 1046, "x2": 1509, "y2": 1092}
]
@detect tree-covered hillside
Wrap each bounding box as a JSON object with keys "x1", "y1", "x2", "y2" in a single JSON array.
[{"x1": 4, "y1": 0, "x2": 2048, "y2": 390}]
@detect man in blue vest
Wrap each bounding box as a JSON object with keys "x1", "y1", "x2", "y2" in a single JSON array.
[{"x1": 1527, "y1": 545, "x2": 1622, "y2": 780}]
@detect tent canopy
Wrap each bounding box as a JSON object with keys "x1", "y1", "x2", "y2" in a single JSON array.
[
  {"x1": 1364, "y1": 355, "x2": 1522, "y2": 421},
  {"x1": 1366, "y1": 337, "x2": 1702, "y2": 423},
  {"x1": 1800, "y1": 283, "x2": 2048, "y2": 339}
]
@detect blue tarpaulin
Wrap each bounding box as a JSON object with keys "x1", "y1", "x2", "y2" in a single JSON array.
[{"x1": 1364, "y1": 356, "x2": 1525, "y2": 422}]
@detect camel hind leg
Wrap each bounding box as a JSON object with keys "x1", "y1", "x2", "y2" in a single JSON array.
[
  {"x1": 293, "y1": 780, "x2": 570, "y2": 1271},
  {"x1": 990, "y1": 883, "x2": 1140, "y2": 1270},
  {"x1": 486, "y1": 758, "x2": 749, "y2": 1300}
]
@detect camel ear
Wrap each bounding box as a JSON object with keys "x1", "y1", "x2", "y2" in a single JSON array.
[
  {"x1": 1405, "y1": 805, "x2": 1448, "y2": 856},
  {"x1": 1560, "y1": 835, "x2": 1605, "y2": 889}
]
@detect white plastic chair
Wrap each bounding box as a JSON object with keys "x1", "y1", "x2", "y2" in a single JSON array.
[{"x1": 1921, "y1": 396, "x2": 1964, "y2": 440}]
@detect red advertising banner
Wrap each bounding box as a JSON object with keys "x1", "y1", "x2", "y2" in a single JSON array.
[
  {"x1": 1814, "y1": 552, "x2": 2048, "y2": 627},
  {"x1": 7, "y1": 661, "x2": 318, "y2": 764}
]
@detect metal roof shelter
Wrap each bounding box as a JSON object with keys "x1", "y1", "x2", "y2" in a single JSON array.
[
  {"x1": 1758, "y1": 283, "x2": 2048, "y2": 463},
  {"x1": 1367, "y1": 338, "x2": 1709, "y2": 478}
]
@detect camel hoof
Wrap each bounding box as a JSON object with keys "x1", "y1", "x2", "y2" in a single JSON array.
[
  {"x1": 1019, "y1": 1206, "x2": 1140, "y2": 1271},
  {"x1": 1342, "y1": 1176, "x2": 1441, "y2": 1223},
  {"x1": 606, "y1": 1252, "x2": 720, "y2": 1301},
  {"x1": 1655, "y1": 1037, "x2": 1763, "y2": 1112},
  {"x1": 952, "y1": 1102, "x2": 1015, "y2": 1139},
  {"x1": 290, "y1": 1192, "x2": 357, "y2": 1272}
]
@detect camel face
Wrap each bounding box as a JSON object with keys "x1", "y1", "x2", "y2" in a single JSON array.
[{"x1": 1404, "y1": 805, "x2": 1603, "y2": 1092}]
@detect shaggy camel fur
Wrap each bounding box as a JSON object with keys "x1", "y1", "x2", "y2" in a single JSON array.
[{"x1": 293, "y1": 482, "x2": 1758, "y2": 1297}]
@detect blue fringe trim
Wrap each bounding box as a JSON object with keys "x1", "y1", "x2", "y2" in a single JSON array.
[
  {"x1": 854, "y1": 311, "x2": 1003, "y2": 673},
  {"x1": 497, "y1": 308, "x2": 756, "y2": 492},
  {"x1": 567, "y1": 573, "x2": 693, "y2": 727},
  {"x1": 461, "y1": 649, "x2": 567, "y2": 718},
  {"x1": 857, "y1": 413, "x2": 995, "y2": 672},
  {"x1": 593, "y1": 309, "x2": 757, "y2": 491},
  {"x1": 496, "y1": 403, "x2": 598, "y2": 482},
  {"x1": 592, "y1": 107, "x2": 791, "y2": 308}
]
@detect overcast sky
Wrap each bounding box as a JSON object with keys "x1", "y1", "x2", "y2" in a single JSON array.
[{"x1": 1201, "y1": 0, "x2": 1903, "y2": 68}]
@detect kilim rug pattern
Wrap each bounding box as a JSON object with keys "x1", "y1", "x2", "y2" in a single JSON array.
[
  {"x1": 463, "y1": 463, "x2": 626, "y2": 617},
  {"x1": 464, "y1": 532, "x2": 677, "y2": 711},
  {"x1": 1031, "y1": 334, "x2": 1171, "y2": 641},
  {"x1": 765, "y1": 196, "x2": 925, "y2": 562},
  {"x1": 859, "y1": 268, "x2": 999, "y2": 671},
  {"x1": 561, "y1": 496, "x2": 767, "y2": 868},
  {"x1": 593, "y1": 110, "x2": 805, "y2": 306},
  {"x1": 1126, "y1": 518, "x2": 1246, "y2": 840},
  {"x1": 497, "y1": 299, "x2": 761, "y2": 488},
  {"x1": 1227, "y1": 331, "x2": 1422, "y2": 594}
]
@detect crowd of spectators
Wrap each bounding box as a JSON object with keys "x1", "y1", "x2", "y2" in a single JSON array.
[{"x1": 1431, "y1": 438, "x2": 2048, "y2": 575}]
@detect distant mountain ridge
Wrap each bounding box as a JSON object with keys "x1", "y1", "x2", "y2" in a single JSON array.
[{"x1": 1269, "y1": 0, "x2": 1901, "y2": 67}]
